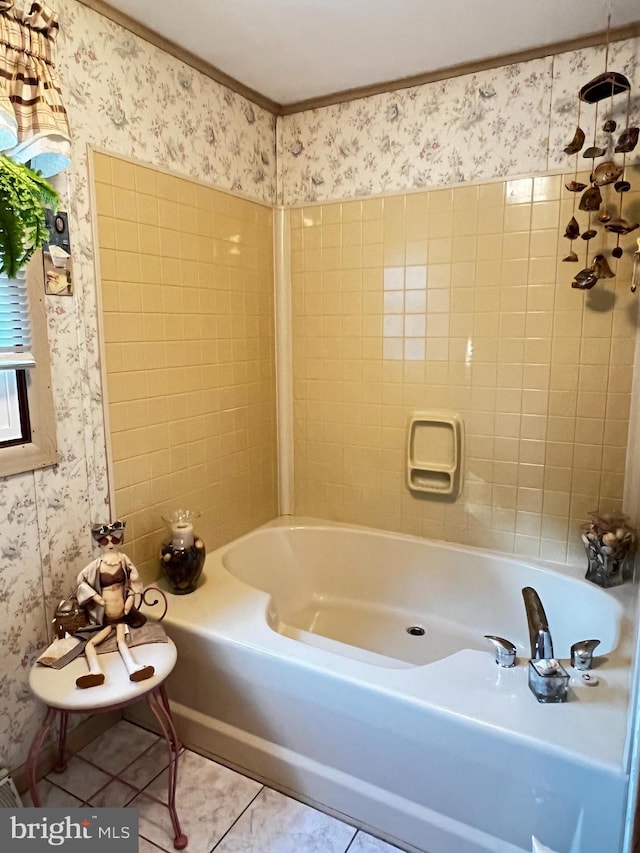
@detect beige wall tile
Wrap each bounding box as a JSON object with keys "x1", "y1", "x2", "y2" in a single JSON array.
[
  {"x1": 96, "y1": 162, "x2": 637, "y2": 570},
  {"x1": 292, "y1": 175, "x2": 633, "y2": 565},
  {"x1": 96, "y1": 155, "x2": 277, "y2": 578}
]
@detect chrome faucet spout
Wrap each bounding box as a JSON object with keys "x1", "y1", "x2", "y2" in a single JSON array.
[{"x1": 522, "y1": 586, "x2": 554, "y2": 660}]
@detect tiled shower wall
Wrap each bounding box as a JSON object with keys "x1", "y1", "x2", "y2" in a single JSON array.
[
  {"x1": 291, "y1": 169, "x2": 639, "y2": 564},
  {"x1": 94, "y1": 152, "x2": 277, "y2": 580}
]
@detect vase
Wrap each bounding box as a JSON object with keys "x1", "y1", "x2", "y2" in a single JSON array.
[
  {"x1": 581, "y1": 511, "x2": 636, "y2": 589},
  {"x1": 160, "y1": 509, "x2": 206, "y2": 594}
]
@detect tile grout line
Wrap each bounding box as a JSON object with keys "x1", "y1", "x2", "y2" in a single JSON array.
[
  {"x1": 46, "y1": 724, "x2": 173, "y2": 810},
  {"x1": 138, "y1": 833, "x2": 168, "y2": 853},
  {"x1": 52, "y1": 733, "x2": 167, "y2": 806},
  {"x1": 30, "y1": 779, "x2": 82, "y2": 807},
  {"x1": 74, "y1": 750, "x2": 146, "y2": 803},
  {"x1": 208, "y1": 785, "x2": 266, "y2": 852},
  {"x1": 342, "y1": 826, "x2": 360, "y2": 852},
  {"x1": 90, "y1": 747, "x2": 186, "y2": 811},
  {"x1": 119, "y1": 745, "x2": 187, "y2": 808}
]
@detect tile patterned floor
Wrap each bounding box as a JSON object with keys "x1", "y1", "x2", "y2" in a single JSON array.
[{"x1": 25, "y1": 720, "x2": 403, "y2": 853}]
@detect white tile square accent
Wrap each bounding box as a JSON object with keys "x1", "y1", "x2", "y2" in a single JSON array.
[
  {"x1": 404, "y1": 338, "x2": 426, "y2": 361},
  {"x1": 404, "y1": 314, "x2": 425, "y2": 337},
  {"x1": 405, "y1": 265, "x2": 427, "y2": 290},
  {"x1": 404, "y1": 290, "x2": 426, "y2": 313},
  {"x1": 383, "y1": 291, "x2": 404, "y2": 313},
  {"x1": 383, "y1": 315, "x2": 403, "y2": 337},
  {"x1": 383, "y1": 267, "x2": 404, "y2": 291}
]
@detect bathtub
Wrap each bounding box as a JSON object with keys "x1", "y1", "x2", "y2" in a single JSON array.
[{"x1": 134, "y1": 519, "x2": 636, "y2": 853}]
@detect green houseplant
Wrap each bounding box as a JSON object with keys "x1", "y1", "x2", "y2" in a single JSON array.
[{"x1": 0, "y1": 153, "x2": 59, "y2": 279}]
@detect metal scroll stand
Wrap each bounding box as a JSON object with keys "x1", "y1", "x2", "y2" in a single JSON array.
[{"x1": 26, "y1": 587, "x2": 188, "y2": 850}]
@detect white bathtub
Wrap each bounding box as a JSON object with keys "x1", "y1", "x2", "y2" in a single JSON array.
[{"x1": 137, "y1": 519, "x2": 636, "y2": 853}]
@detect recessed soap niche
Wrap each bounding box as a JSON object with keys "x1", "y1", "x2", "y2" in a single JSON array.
[{"x1": 406, "y1": 412, "x2": 464, "y2": 498}]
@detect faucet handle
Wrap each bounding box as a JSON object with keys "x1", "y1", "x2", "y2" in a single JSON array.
[
  {"x1": 570, "y1": 639, "x2": 600, "y2": 671},
  {"x1": 484, "y1": 635, "x2": 517, "y2": 668}
]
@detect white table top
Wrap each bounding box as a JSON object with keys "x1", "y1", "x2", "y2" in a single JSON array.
[{"x1": 29, "y1": 640, "x2": 177, "y2": 712}]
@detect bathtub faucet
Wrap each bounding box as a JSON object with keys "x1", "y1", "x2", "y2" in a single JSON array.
[{"x1": 522, "y1": 587, "x2": 554, "y2": 661}]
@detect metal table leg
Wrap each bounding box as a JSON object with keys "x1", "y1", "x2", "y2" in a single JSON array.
[
  {"x1": 53, "y1": 710, "x2": 69, "y2": 773},
  {"x1": 146, "y1": 686, "x2": 188, "y2": 850},
  {"x1": 26, "y1": 706, "x2": 59, "y2": 807}
]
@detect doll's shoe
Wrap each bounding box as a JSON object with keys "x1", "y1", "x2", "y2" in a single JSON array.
[
  {"x1": 130, "y1": 665, "x2": 154, "y2": 682},
  {"x1": 76, "y1": 672, "x2": 105, "y2": 689}
]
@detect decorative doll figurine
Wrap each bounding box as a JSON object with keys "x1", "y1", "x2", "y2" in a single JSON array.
[{"x1": 75, "y1": 520, "x2": 155, "y2": 689}]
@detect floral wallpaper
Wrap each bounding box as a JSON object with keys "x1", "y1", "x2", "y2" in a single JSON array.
[
  {"x1": 277, "y1": 58, "x2": 552, "y2": 204},
  {"x1": 278, "y1": 39, "x2": 640, "y2": 204},
  {"x1": 1, "y1": 0, "x2": 638, "y2": 774},
  {"x1": 549, "y1": 38, "x2": 640, "y2": 174},
  {"x1": 0, "y1": 0, "x2": 275, "y2": 773}
]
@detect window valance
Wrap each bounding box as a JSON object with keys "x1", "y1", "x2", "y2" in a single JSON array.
[{"x1": 0, "y1": 1, "x2": 70, "y2": 176}]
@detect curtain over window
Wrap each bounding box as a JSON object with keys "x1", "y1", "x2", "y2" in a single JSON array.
[{"x1": 0, "y1": 0, "x2": 70, "y2": 177}]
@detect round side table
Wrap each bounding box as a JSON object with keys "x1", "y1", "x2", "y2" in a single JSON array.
[{"x1": 26, "y1": 638, "x2": 187, "y2": 850}]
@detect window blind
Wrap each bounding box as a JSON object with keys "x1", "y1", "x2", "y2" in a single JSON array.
[{"x1": 0, "y1": 270, "x2": 35, "y2": 369}]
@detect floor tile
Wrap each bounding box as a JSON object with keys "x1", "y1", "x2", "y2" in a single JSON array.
[
  {"x1": 118, "y1": 740, "x2": 173, "y2": 790},
  {"x1": 44, "y1": 755, "x2": 112, "y2": 801},
  {"x1": 31, "y1": 720, "x2": 411, "y2": 853},
  {"x1": 79, "y1": 719, "x2": 159, "y2": 774},
  {"x1": 215, "y1": 786, "x2": 357, "y2": 853},
  {"x1": 349, "y1": 831, "x2": 404, "y2": 852},
  {"x1": 22, "y1": 779, "x2": 83, "y2": 807},
  {"x1": 139, "y1": 837, "x2": 167, "y2": 852},
  {"x1": 88, "y1": 779, "x2": 138, "y2": 808},
  {"x1": 133, "y1": 749, "x2": 261, "y2": 851}
]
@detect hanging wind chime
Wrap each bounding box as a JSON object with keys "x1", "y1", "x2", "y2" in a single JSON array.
[{"x1": 562, "y1": 16, "x2": 639, "y2": 291}]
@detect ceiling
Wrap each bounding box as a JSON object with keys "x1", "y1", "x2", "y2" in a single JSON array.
[{"x1": 99, "y1": 0, "x2": 640, "y2": 108}]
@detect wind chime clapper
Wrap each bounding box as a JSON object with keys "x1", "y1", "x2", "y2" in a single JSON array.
[{"x1": 562, "y1": 50, "x2": 639, "y2": 292}]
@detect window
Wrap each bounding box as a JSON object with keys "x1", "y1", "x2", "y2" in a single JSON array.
[
  {"x1": 0, "y1": 252, "x2": 57, "y2": 477},
  {"x1": 0, "y1": 369, "x2": 31, "y2": 445}
]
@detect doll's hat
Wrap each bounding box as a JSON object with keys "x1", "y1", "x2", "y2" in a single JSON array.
[{"x1": 91, "y1": 520, "x2": 126, "y2": 537}]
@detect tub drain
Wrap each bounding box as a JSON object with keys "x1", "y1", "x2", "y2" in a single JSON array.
[{"x1": 406, "y1": 626, "x2": 425, "y2": 636}]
